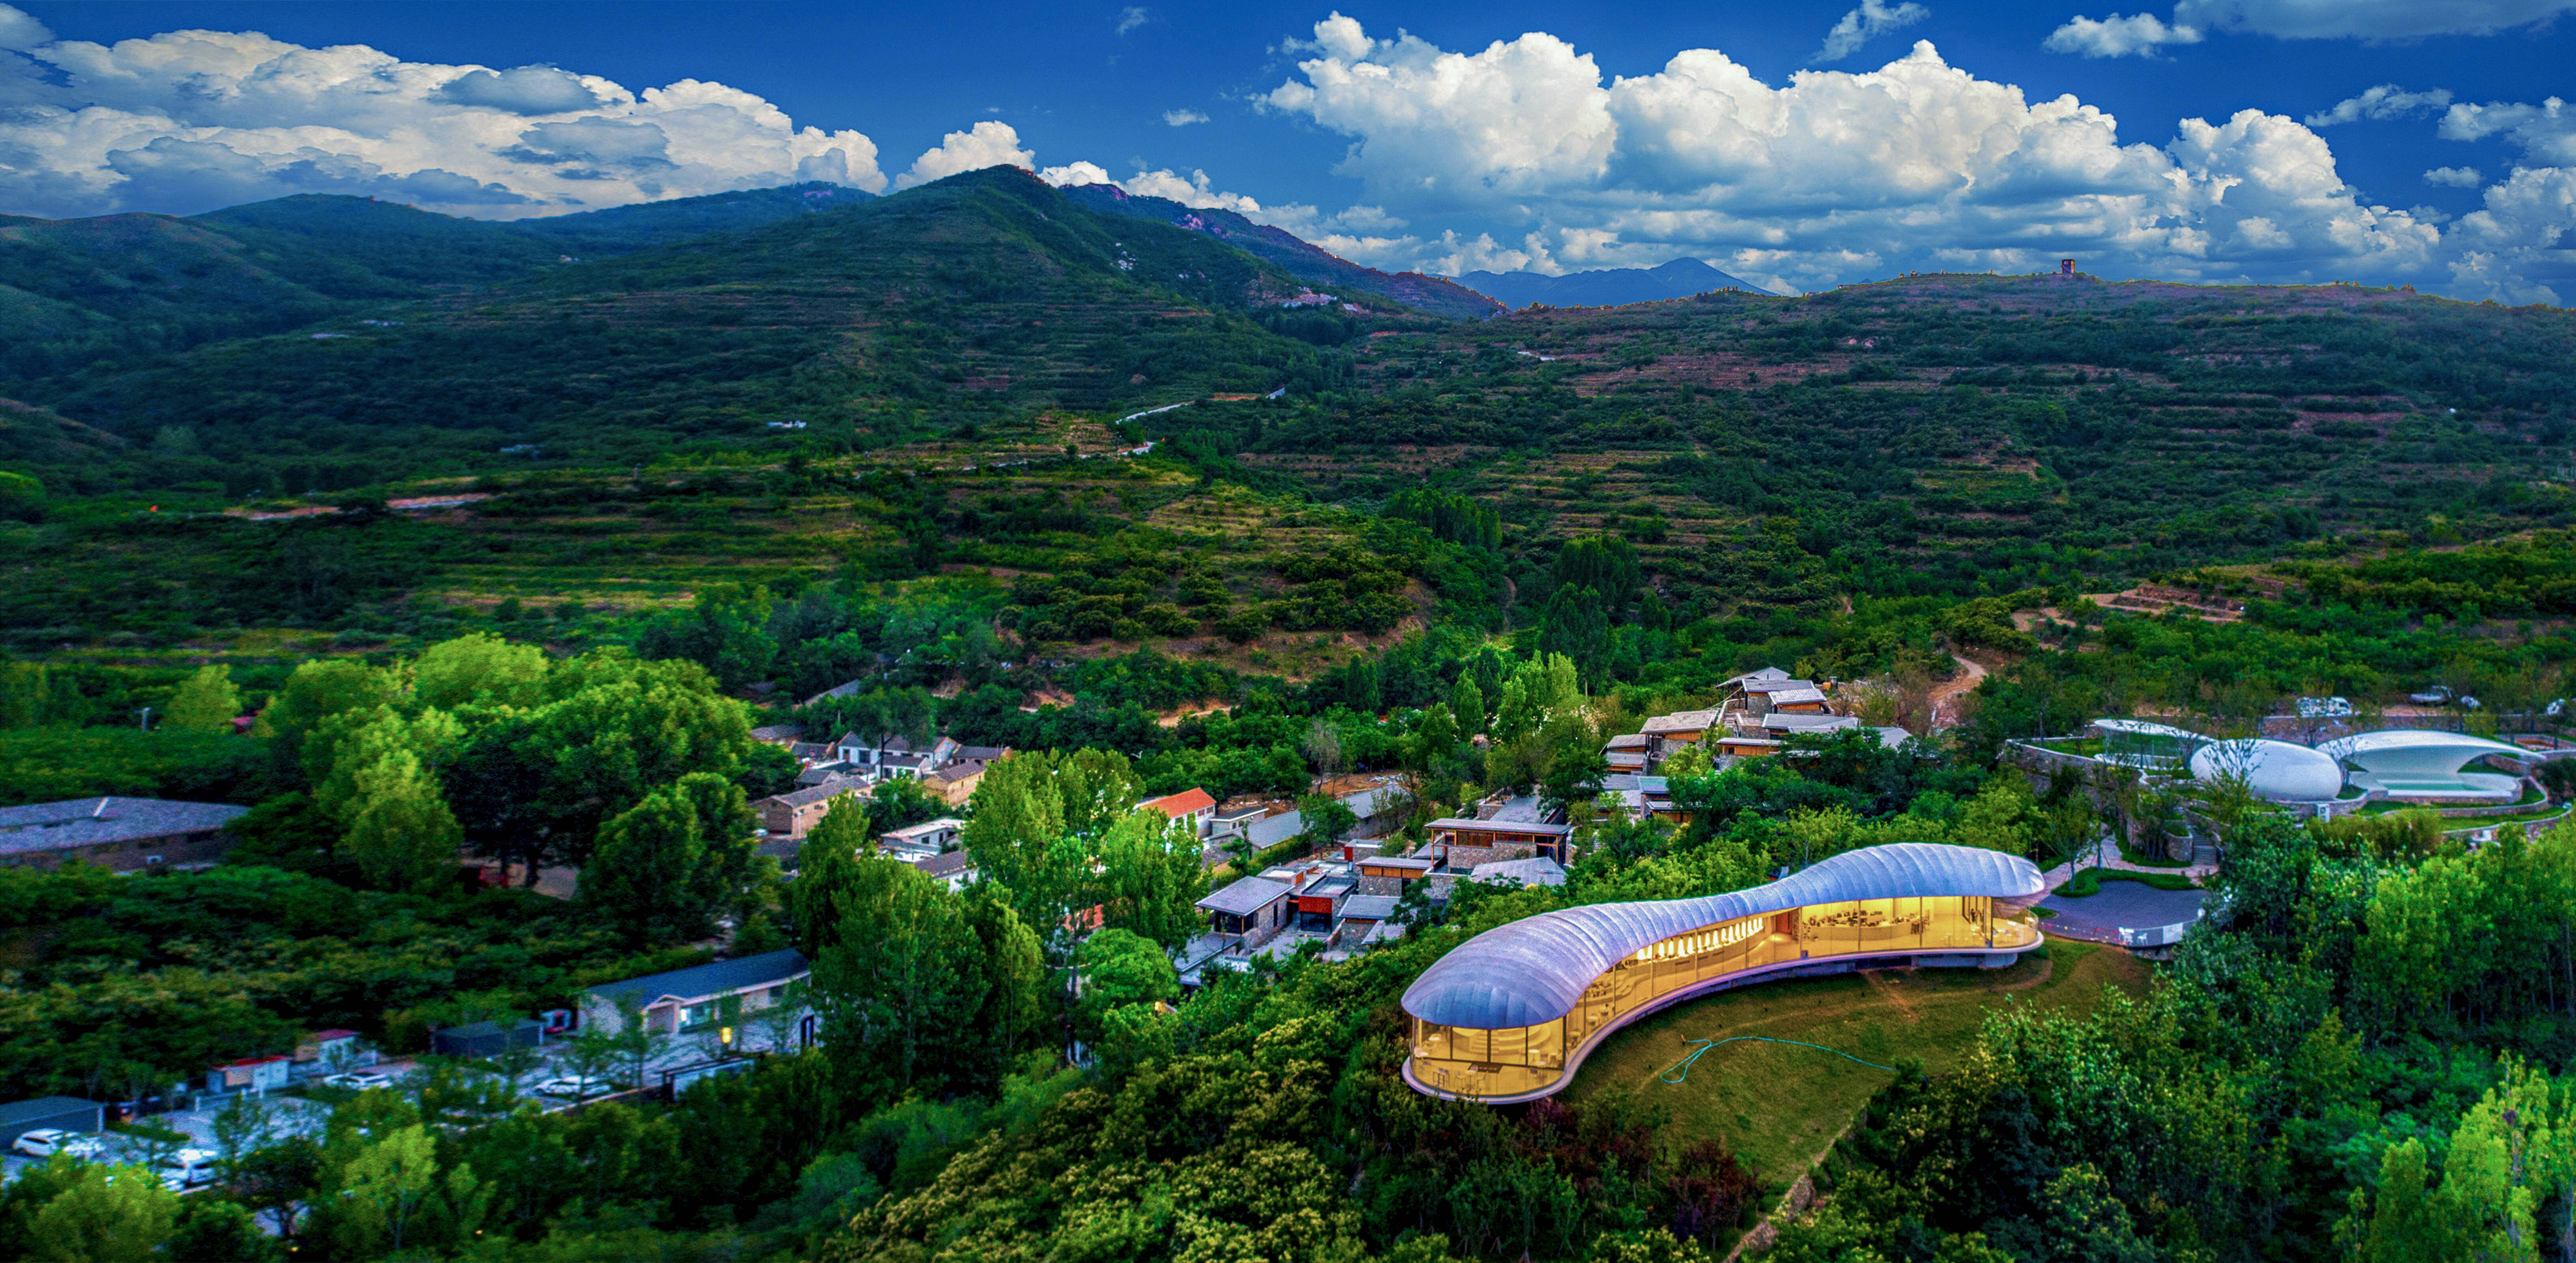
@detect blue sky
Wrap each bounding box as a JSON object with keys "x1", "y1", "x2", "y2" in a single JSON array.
[{"x1": 4, "y1": 0, "x2": 2573, "y2": 298}]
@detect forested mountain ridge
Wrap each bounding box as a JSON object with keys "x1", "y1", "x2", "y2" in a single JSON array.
[
  {"x1": 9, "y1": 167, "x2": 1423, "y2": 490},
  {"x1": 0, "y1": 183, "x2": 877, "y2": 384}
]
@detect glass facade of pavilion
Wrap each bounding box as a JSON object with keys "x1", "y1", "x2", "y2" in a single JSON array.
[{"x1": 1406, "y1": 894, "x2": 2036, "y2": 1101}]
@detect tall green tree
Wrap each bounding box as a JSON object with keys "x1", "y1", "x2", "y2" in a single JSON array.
[
  {"x1": 163, "y1": 665, "x2": 242, "y2": 734},
  {"x1": 585, "y1": 786, "x2": 710, "y2": 945},
  {"x1": 1073, "y1": 927, "x2": 1179, "y2": 1046},
  {"x1": 1449, "y1": 676, "x2": 1486, "y2": 734},
  {"x1": 26, "y1": 1159, "x2": 180, "y2": 1263},
  {"x1": 410, "y1": 632, "x2": 550, "y2": 711},
  {"x1": 812, "y1": 861, "x2": 984, "y2": 1097},
  {"x1": 341, "y1": 749, "x2": 464, "y2": 892},
  {"x1": 322, "y1": 1124, "x2": 487, "y2": 1259},
  {"x1": 793, "y1": 796, "x2": 875, "y2": 956},
  {"x1": 1090, "y1": 810, "x2": 1208, "y2": 950},
  {"x1": 256, "y1": 658, "x2": 397, "y2": 771},
  {"x1": 961, "y1": 885, "x2": 1051, "y2": 1070}
]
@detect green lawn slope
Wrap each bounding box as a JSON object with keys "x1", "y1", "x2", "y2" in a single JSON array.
[{"x1": 1562, "y1": 941, "x2": 2151, "y2": 1186}]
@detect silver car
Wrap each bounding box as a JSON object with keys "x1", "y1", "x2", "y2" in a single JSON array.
[{"x1": 11, "y1": 1129, "x2": 106, "y2": 1160}]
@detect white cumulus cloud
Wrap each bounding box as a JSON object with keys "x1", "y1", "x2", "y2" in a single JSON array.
[
  {"x1": 1257, "y1": 14, "x2": 2565, "y2": 296},
  {"x1": 2441, "y1": 96, "x2": 2576, "y2": 164},
  {"x1": 0, "y1": 9, "x2": 886, "y2": 218},
  {"x1": 2424, "y1": 165, "x2": 2483, "y2": 187},
  {"x1": 2044, "y1": 13, "x2": 2204, "y2": 57},
  {"x1": 1116, "y1": 6, "x2": 1149, "y2": 36},
  {"x1": 2304, "y1": 84, "x2": 2453, "y2": 126},
  {"x1": 895, "y1": 120, "x2": 1035, "y2": 189},
  {"x1": 1815, "y1": 0, "x2": 1932, "y2": 63},
  {"x1": 1163, "y1": 109, "x2": 1209, "y2": 126},
  {"x1": 0, "y1": 1, "x2": 49, "y2": 50}
]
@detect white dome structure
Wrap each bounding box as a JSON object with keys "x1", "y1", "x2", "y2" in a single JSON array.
[
  {"x1": 2188, "y1": 738, "x2": 2344, "y2": 802},
  {"x1": 2318, "y1": 730, "x2": 2531, "y2": 800}
]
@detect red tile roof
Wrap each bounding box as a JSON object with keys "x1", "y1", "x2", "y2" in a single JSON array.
[{"x1": 1139, "y1": 787, "x2": 1217, "y2": 818}]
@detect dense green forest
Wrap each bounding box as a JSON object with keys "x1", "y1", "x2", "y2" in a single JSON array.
[{"x1": 7, "y1": 164, "x2": 2576, "y2": 1263}]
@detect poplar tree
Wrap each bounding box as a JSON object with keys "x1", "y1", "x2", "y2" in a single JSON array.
[{"x1": 163, "y1": 664, "x2": 241, "y2": 733}]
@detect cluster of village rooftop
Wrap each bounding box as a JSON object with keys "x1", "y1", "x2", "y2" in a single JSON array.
[
  {"x1": 1, "y1": 666, "x2": 1870, "y2": 1120},
  {"x1": 1175, "y1": 667, "x2": 1890, "y2": 982}
]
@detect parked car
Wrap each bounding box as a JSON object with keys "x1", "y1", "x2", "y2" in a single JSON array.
[
  {"x1": 158, "y1": 1148, "x2": 218, "y2": 1190},
  {"x1": 532, "y1": 1075, "x2": 615, "y2": 1100},
  {"x1": 11, "y1": 1129, "x2": 106, "y2": 1159},
  {"x1": 2293, "y1": 696, "x2": 2353, "y2": 719},
  {"x1": 322, "y1": 1070, "x2": 397, "y2": 1091},
  {"x1": 2409, "y1": 685, "x2": 2455, "y2": 705}
]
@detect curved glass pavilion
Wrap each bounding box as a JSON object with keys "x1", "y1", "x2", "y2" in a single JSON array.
[{"x1": 1400, "y1": 843, "x2": 2047, "y2": 1104}]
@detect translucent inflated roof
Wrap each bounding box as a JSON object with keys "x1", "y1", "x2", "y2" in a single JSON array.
[
  {"x1": 2318, "y1": 729, "x2": 2531, "y2": 774},
  {"x1": 2188, "y1": 738, "x2": 2344, "y2": 802},
  {"x1": 1399, "y1": 843, "x2": 2046, "y2": 1030}
]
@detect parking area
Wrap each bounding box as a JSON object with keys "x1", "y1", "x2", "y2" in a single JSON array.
[{"x1": 2, "y1": 1021, "x2": 811, "y2": 1187}]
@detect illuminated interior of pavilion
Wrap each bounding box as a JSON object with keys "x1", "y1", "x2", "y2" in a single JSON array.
[{"x1": 1399, "y1": 843, "x2": 2047, "y2": 1103}]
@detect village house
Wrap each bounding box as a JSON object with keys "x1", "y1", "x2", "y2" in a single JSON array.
[
  {"x1": 580, "y1": 949, "x2": 812, "y2": 1036},
  {"x1": 1424, "y1": 793, "x2": 1574, "y2": 867},
  {"x1": 0, "y1": 798, "x2": 248, "y2": 872},
  {"x1": 754, "y1": 781, "x2": 866, "y2": 840},
  {"x1": 1138, "y1": 787, "x2": 1218, "y2": 836}
]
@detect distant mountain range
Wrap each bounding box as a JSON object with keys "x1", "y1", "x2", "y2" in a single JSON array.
[
  {"x1": 1456, "y1": 258, "x2": 1772, "y2": 309},
  {"x1": 1057, "y1": 185, "x2": 1501, "y2": 320}
]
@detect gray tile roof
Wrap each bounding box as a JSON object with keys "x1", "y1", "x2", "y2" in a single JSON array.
[
  {"x1": 1641, "y1": 709, "x2": 1720, "y2": 733},
  {"x1": 797, "y1": 764, "x2": 862, "y2": 787},
  {"x1": 1244, "y1": 811, "x2": 1305, "y2": 848},
  {"x1": 1341, "y1": 785, "x2": 1406, "y2": 819},
  {"x1": 1197, "y1": 875, "x2": 1292, "y2": 916},
  {"x1": 584, "y1": 949, "x2": 810, "y2": 1007},
  {"x1": 768, "y1": 781, "x2": 864, "y2": 809},
  {"x1": 1340, "y1": 894, "x2": 1401, "y2": 921},
  {"x1": 0, "y1": 798, "x2": 247, "y2": 858},
  {"x1": 1743, "y1": 678, "x2": 1817, "y2": 693},
  {"x1": 914, "y1": 851, "x2": 972, "y2": 879},
  {"x1": 1763, "y1": 713, "x2": 1858, "y2": 731}
]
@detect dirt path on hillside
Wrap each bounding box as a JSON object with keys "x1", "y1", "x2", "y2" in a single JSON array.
[{"x1": 1929, "y1": 654, "x2": 1988, "y2": 729}]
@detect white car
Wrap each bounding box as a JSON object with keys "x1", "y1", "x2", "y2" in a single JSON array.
[
  {"x1": 158, "y1": 1149, "x2": 218, "y2": 1190},
  {"x1": 322, "y1": 1071, "x2": 396, "y2": 1091},
  {"x1": 532, "y1": 1075, "x2": 615, "y2": 1100},
  {"x1": 11, "y1": 1129, "x2": 106, "y2": 1159}
]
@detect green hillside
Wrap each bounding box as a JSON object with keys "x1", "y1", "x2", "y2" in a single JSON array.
[
  {"x1": 0, "y1": 182, "x2": 879, "y2": 386},
  {"x1": 7, "y1": 168, "x2": 1413, "y2": 490}
]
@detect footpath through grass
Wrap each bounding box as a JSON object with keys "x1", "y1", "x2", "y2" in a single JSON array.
[{"x1": 1561, "y1": 941, "x2": 2151, "y2": 1188}]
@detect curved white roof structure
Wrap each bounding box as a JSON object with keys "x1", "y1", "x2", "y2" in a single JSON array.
[
  {"x1": 2188, "y1": 738, "x2": 2344, "y2": 802},
  {"x1": 1400, "y1": 843, "x2": 2045, "y2": 1031},
  {"x1": 2318, "y1": 729, "x2": 2531, "y2": 776}
]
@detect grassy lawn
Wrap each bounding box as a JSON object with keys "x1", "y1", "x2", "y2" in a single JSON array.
[{"x1": 1560, "y1": 942, "x2": 2151, "y2": 1188}]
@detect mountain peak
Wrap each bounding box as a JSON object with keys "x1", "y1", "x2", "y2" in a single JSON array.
[{"x1": 1456, "y1": 258, "x2": 1772, "y2": 309}]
